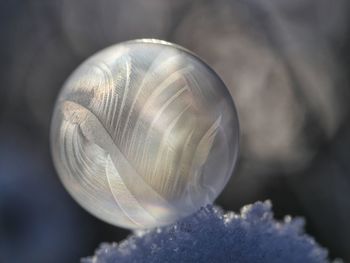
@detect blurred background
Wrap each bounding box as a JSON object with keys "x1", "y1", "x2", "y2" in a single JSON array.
[{"x1": 0, "y1": 0, "x2": 349, "y2": 262}]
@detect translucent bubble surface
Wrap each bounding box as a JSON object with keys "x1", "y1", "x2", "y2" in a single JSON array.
[{"x1": 50, "y1": 39, "x2": 239, "y2": 229}]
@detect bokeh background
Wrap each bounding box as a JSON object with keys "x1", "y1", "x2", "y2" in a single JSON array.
[{"x1": 0, "y1": 0, "x2": 349, "y2": 262}]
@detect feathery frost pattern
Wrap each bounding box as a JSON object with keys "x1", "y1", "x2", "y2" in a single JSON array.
[{"x1": 51, "y1": 39, "x2": 239, "y2": 229}]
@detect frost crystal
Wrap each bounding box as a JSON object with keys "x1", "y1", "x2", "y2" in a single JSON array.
[{"x1": 82, "y1": 201, "x2": 333, "y2": 263}]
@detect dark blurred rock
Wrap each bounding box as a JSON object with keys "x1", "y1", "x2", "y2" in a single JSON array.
[{"x1": 174, "y1": 0, "x2": 350, "y2": 173}]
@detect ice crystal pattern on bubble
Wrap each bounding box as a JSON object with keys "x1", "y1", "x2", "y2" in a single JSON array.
[{"x1": 51, "y1": 39, "x2": 239, "y2": 229}]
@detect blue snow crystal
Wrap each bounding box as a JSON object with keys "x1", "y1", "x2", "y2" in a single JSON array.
[{"x1": 82, "y1": 201, "x2": 335, "y2": 263}]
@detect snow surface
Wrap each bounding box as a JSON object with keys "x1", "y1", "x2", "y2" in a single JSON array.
[{"x1": 82, "y1": 201, "x2": 335, "y2": 263}]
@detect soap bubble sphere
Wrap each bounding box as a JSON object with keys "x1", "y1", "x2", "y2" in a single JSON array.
[{"x1": 51, "y1": 39, "x2": 239, "y2": 229}]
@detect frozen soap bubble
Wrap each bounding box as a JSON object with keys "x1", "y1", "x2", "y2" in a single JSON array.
[{"x1": 50, "y1": 39, "x2": 239, "y2": 229}]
